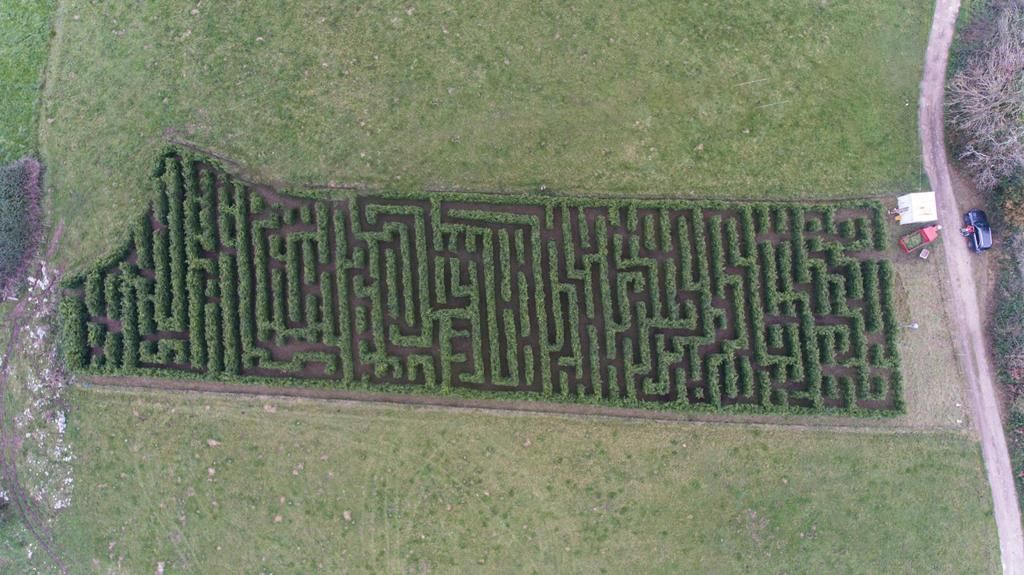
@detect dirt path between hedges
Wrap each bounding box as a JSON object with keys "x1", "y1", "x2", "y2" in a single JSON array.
[{"x1": 919, "y1": 1, "x2": 1024, "y2": 572}]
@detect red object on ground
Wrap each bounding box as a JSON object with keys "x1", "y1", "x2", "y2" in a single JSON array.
[{"x1": 899, "y1": 224, "x2": 942, "y2": 253}]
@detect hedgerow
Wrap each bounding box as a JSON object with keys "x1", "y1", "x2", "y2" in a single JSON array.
[
  {"x1": 0, "y1": 158, "x2": 42, "y2": 294},
  {"x1": 59, "y1": 298, "x2": 88, "y2": 370},
  {"x1": 60, "y1": 149, "x2": 904, "y2": 415}
]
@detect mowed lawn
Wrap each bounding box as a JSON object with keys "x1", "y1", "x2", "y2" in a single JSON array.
[
  {"x1": 40, "y1": 0, "x2": 932, "y2": 268},
  {"x1": 57, "y1": 388, "x2": 997, "y2": 574},
  {"x1": 0, "y1": 0, "x2": 54, "y2": 162}
]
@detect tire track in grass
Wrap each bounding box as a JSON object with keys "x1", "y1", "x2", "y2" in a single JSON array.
[{"x1": 0, "y1": 224, "x2": 67, "y2": 574}]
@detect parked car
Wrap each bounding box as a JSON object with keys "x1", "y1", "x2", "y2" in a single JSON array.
[{"x1": 963, "y1": 209, "x2": 993, "y2": 253}]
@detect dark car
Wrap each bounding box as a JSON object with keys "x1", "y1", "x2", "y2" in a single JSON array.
[{"x1": 964, "y1": 209, "x2": 993, "y2": 253}]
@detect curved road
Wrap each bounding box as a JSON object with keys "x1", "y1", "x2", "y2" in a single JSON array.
[{"x1": 919, "y1": 1, "x2": 1024, "y2": 572}]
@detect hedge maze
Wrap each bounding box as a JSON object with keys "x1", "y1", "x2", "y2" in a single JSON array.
[{"x1": 61, "y1": 150, "x2": 903, "y2": 413}]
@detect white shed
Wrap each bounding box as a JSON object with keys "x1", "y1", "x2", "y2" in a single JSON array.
[{"x1": 896, "y1": 192, "x2": 938, "y2": 225}]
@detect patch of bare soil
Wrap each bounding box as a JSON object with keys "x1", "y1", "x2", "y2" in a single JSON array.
[{"x1": 0, "y1": 225, "x2": 70, "y2": 574}]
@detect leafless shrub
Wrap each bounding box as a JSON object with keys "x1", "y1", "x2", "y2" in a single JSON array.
[
  {"x1": 947, "y1": 1, "x2": 1024, "y2": 191},
  {"x1": 0, "y1": 158, "x2": 43, "y2": 297}
]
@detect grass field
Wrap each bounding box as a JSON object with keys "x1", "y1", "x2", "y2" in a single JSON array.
[
  {"x1": 0, "y1": 0, "x2": 54, "y2": 162},
  {"x1": 887, "y1": 240, "x2": 970, "y2": 429},
  {"x1": 54, "y1": 388, "x2": 998, "y2": 574},
  {"x1": 3, "y1": 0, "x2": 1001, "y2": 571},
  {"x1": 40, "y1": 0, "x2": 933, "y2": 268}
]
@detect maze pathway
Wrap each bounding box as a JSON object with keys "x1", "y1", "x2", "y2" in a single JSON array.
[{"x1": 61, "y1": 150, "x2": 902, "y2": 413}]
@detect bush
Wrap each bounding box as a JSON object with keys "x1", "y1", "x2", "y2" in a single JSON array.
[
  {"x1": 84, "y1": 271, "x2": 104, "y2": 317},
  {"x1": 1001, "y1": 179, "x2": 1024, "y2": 229},
  {"x1": 823, "y1": 375, "x2": 839, "y2": 399},
  {"x1": 708, "y1": 216, "x2": 726, "y2": 298},
  {"x1": 237, "y1": 199, "x2": 255, "y2": 351},
  {"x1": 871, "y1": 205, "x2": 887, "y2": 251},
  {"x1": 0, "y1": 158, "x2": 42, "y2": 293},
  {"x1": 59, "y1": 298, "x2": 89, "y2": 369},
  {"x1": 862, "y1": 261, "x2": 882, "y2": 332},
  {"x1": 153, "y1": 227, "x2": 172, "y2": 325},
  {"x1": 947, "y1": 2, "x2": 1024, "y2": 191},
  {"x1": 104, "y1": 273, "x2": 122, "y2": 321},
  {"x1": 188, "y1": 268, "x2": 207, "y2": 368},
  {"x1": 220, "y1": 255, "x2": 241, "y2": 374},
  {"x1": 838, "y1": 219, "x2": 856, "y2": 240},
  {"x1": 104, "y1": 331, "x2": 124, "y2": 369},
  {"x1": 891, "y1": 370, "x2": 906, "y2": 412},
  {"x1": 122, "y1": 277, "x2": 140, "y2": 368}
]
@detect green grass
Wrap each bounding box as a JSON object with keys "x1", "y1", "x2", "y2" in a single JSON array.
[
  {"x1": 889, "y1": 241, "x2": 970, "y2": 429},
  {"x1": 0, "y1": 0, "x2": 54, "y2": 162},
  {"x1": 0, "y1": 519, "x2": 55, "y2": 574},
  {"x1": 55, "y1": 387, "x2": 998, "y2": 574},
  {"x1": 40, "y1": 0, "x2": 933, "y2": 268}
]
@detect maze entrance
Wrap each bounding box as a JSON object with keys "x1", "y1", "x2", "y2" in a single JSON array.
[{"x1": 62, "y1": 150, "x2": 903, "y2": 414}]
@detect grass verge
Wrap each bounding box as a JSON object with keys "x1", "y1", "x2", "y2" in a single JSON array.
[
  {"x1": 55, "y1": 387, "x2": 998, "y2": 574},
  {"x1": 991, "y1": 232, "x2": 1024, "y2": 517},
  {"x1": 888, "y1": 239, "x2": 970, "y2": 429}
]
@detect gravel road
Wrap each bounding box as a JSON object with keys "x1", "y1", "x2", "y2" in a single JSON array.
[{"x1": 918, "y1": 1, "x2": 1024, "y2": 572}]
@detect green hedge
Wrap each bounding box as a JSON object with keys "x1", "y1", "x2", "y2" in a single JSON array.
[
  {"x1": 0, "y1": 158, "x2": 42, "y2": 292},
  {"x1": 60, "y1": 148, "x2": 904, "y2": 415}
]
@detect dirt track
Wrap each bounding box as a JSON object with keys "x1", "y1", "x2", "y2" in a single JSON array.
[
  {"x1": 918, "y1": 1, "x2": 1024, "y2": 572},
  {"x1": 0, "y1": 226, "x2": 67, "y2": 574}
]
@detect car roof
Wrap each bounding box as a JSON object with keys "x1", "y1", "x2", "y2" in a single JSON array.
[{"x1": 976, "y1": 226, "x2": 993, "y2": 248}]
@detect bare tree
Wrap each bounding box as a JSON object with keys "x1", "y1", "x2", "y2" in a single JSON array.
[{"x1": 947, "y1": 1, "x2": 1024, "y2": 191}]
